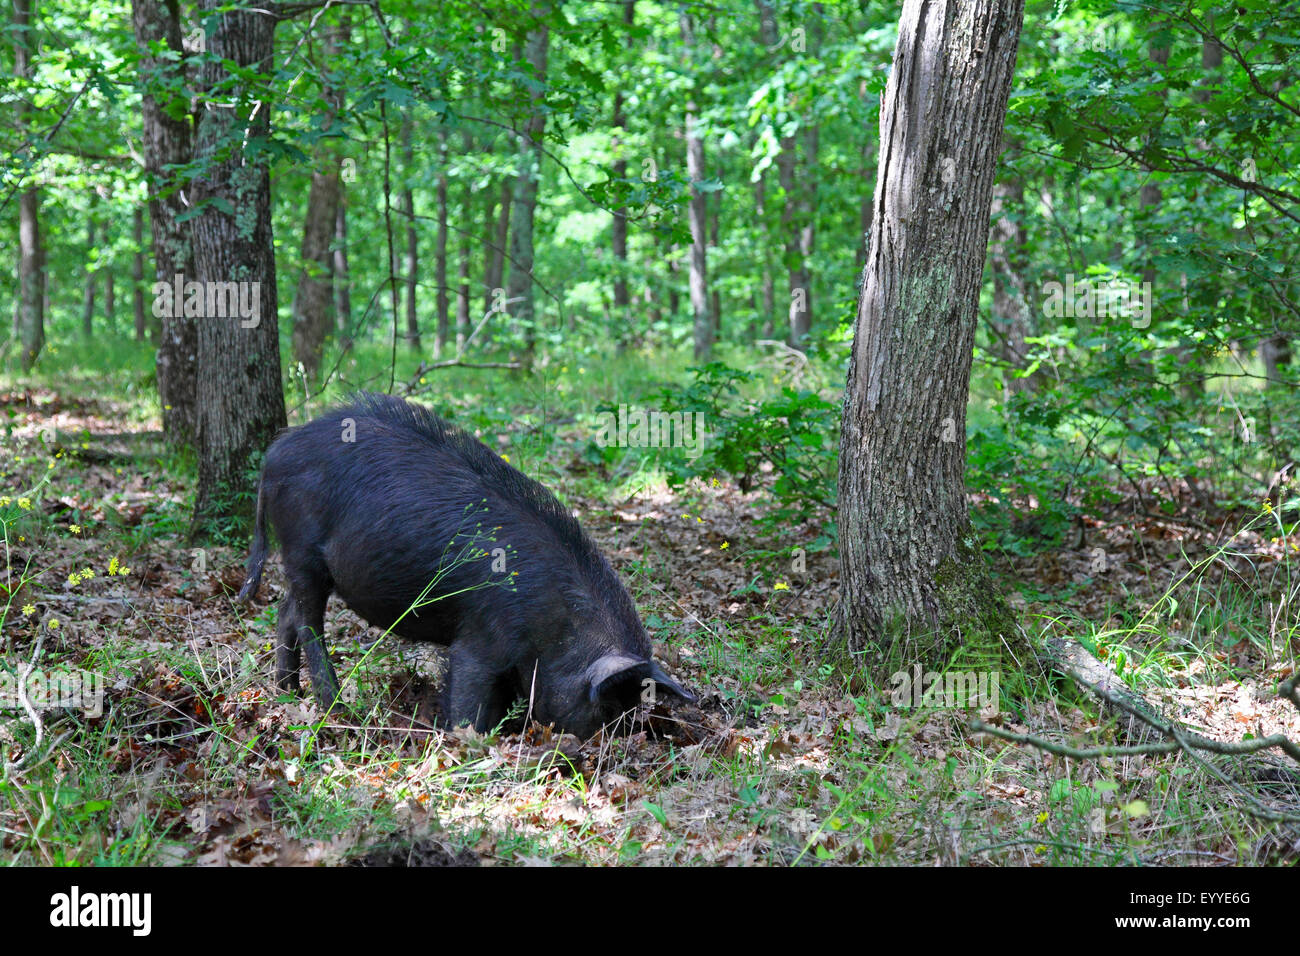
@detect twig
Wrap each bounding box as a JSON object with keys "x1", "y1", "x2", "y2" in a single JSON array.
[{"x1": 3, "y1": 631, "x2": 46, "y2": 780}]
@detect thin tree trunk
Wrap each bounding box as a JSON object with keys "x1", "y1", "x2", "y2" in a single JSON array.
[
  {"x1": 836, "y1": 0, "x2": 1026, "y2": 673},
  {"x1": 132, "y1": 0, "x2": 197, "y2": 445},
  {"x1": 104, "y1": 257, "x2": 115, "y2": 330},
  {"x1": 333, "y1": 198, "x2": 352, "y2": 335},
  {"x1": 1261, "y1": 334, "x2": 1291, "y2": 386},
  {"x1": 400, "y1": 113, "x2": 421, "y2": 352},
  {"x1": 989, "y1": 144, "x2": 1034, "y2": 397},
  {"x1": 709, "y1": 190, "x2": 722, "y2": 339},
  {"x1": 14, "y1": 0, "x2": 45, "y2": 370},
  {"x1": 680, "y1": 11, "x2": 713, "y2": 359},
  {"x1": 290, "y1": 25, "x2": 343, "y2": 379},
  {"x1": 610, "y1": 0, "x2": 635, "y2": 347},
  {"x1": 290, "y1": 167, "x2": 341, "y2": 378},
  {"x1": 757, "y1": 0, "x2": 813, "y2": 347},
  {"x1": 505, "y1": 11, "x2": 550, "y2": 360},
  {"x1": 487, "y1": 178, "x2": 512, "y2": 318},
  {"x1": 133, "y1": 207, "x2": 148, "y2": 342},
  {"x1": 756, "y1": 177, "x2": 774, "y2": 338},
  {"x1": 82, "y1": 217, "x2": 97, "y2": 337},
  {"x1": 434, "y1": 129, "x2": 450, "y2": 358},
  {"x1": 792, "y1": 122, "x2": 818, "y2": 345},
  {"x1": 190, "y1": 0, "x2": 287, "y2": 535},
  {"x1": 857, "y1": 85, "x2": 873, "y2": 277},
  {"x1": 456, "y1": 182, "x2": 473, "y2": 353}
]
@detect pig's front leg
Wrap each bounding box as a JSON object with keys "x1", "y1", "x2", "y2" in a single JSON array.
[
  {"x1": 275, "y1": 595, "x2": 302, "y2": 693},
  {"x1": 443, "y1": 642, "x2": 510, "y2": 731}
]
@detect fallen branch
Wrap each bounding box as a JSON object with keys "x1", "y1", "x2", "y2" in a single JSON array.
[
  {"x1": 971, "y1": 638, "x2": 1300, "y2": 822},
  {"x1": 3, "y1": 631, "x2": 45, "y2": 781}
]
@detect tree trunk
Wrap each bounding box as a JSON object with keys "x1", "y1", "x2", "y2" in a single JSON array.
[
  {"x1": 793, "y1": 123, "x2": 818, "y2": 345},
  {"x1": 988, "y1": 144, "x2": 1034, "y2": 398},
  {"x1": 857, "y1": 89, "x2": 873, "y2": 277},
  {"x1": 290, "y1": 166, "x2": 341, "y2": 379},
  {"x1": 1261, "y1": 335, "x2": 1291, "y2": 386},
  {"x1": 190, "y1": 0, "x2": 287, "y2": 536},
  {"x1": 104, "y1": 256, "x2": 116, "y2": 330},
  {"x1": 757, "y1": 0, "x2": 814, "y2": 347},
  {"x1": 609, "y1": 1, "x2": 635, "y2": 347},
  {"x1": 290, "y1": 26, "x2": 343, "y2": 380},
  {"x1": 456, "y1": 181, "x2": 473, "y2": 353},
  {"x1": 756, "y1": 177, "x2": 775, "y2": 339},
  {"x1": 505, "y1": 11, "x2": 550, "y2": 359},
  {"x1": 836, "y1": 0, "x2": 1025, "y2": 675},
  {"x1": 486, "y1": 178, "x2": 512, "y2": 319},
  {"x1": 133, "y1": 206, "x2": 148, "y2": 342},
  {"x1": 709, "y1": 190, "x2": 722, "y2": 340},
  {"x1": 399, "y1": 113, "x2": 421, "y2": 352},
  {"x1": 333, "y1": 198, "x2": 352, "y2": 335},
  {"x1": 14, "y1": 0, "x2": 45, "y2": 370},
  {"x1": 132, "y1": 0, "x2": 198, "y2": 445},
  {"x1": 82, "y1": 217, "x2": 97, "y2": 337},
  {"x1": 434, "y1": 130, "x2": 450, "y2": 358},
  {"x1": 680, "y1": 11, "x2": 713, "y2": 360}
]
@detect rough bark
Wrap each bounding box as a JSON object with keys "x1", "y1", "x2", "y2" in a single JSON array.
[
  {"x1": 857, "y1": 100, "x2": 873, "y2": 277},
  {"x1": 132, "y1": 0, "x2": 198, "y2": 445},
  {"x1": 836, "y1": 0, "x2": 1026, "y2": 674},
  {"x1": 190, "y1": 0, "x2": 287, "y2": 536}
]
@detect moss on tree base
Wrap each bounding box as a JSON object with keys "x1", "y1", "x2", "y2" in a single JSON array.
[{"x1": 836, "y1": 535, "x2": 1035, "y2": 699}]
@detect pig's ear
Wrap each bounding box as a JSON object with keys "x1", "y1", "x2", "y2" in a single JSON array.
[
  {"x1": 585, "y1": 654, "x2": 650, "y2": 701},
  {"x1": 648, "y1": 660, "x2": 695, "y2": 703}
]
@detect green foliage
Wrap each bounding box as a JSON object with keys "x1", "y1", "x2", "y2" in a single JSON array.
[{"x1": 648, "y1": 361, "x2": 838, "y2": 536}]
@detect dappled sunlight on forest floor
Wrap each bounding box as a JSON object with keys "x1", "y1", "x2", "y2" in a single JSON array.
[{"x1": 3, "y1": 388, "x2": 1298, "y2": 865}]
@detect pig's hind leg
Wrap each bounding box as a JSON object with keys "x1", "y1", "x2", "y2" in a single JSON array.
[
  {"x1": 274, "y1": 595, "x2": 301, "y2": 693},
  {"x1": 285, "y1": 570, "x2": 341, "y2": 710}
]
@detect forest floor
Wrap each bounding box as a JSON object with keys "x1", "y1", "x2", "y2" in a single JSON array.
[{"x1": 2, "y1": 383, "x2": 1298, "y2": 865}]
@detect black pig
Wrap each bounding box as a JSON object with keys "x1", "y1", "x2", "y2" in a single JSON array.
[{"x1": 238, "y1": 392, "x2": 691, "y2": 737}]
